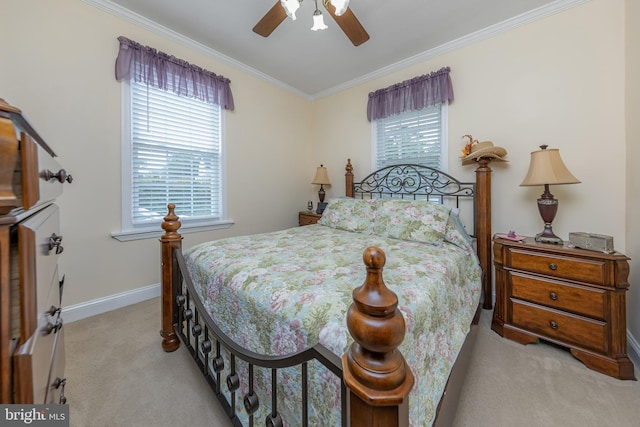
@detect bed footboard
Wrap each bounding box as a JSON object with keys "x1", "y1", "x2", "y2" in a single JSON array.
[{"x1": 160, "y1": 205, "x2": 413, "y2": 427}]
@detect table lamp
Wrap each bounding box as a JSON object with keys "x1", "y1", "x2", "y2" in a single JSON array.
[
  {"x1": 312, "y1": 164, "x2": 331, "y2": 213},
  {"x1": 520, "y1": 145, "x2": 580, "y2": 244}
]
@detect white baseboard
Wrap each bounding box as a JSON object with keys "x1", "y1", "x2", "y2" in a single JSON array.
[{"x1": 63, "y1": 283, "x2": 160, "y2": 323}]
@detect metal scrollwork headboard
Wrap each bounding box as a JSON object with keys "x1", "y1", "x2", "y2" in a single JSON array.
[{"x1": 352, "y1": 163, "x2": 477, "y2": 237}]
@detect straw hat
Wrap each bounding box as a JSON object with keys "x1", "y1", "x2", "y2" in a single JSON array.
[{"x1": 460, "y1": 136, "x2": 507, "y2": 166}]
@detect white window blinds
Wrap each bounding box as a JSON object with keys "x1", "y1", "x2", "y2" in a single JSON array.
[
  {"x1": 130, "y1": 80, "x2": 222, "y2": 226},
  {"x1": 373, "y1": 104, "x2": 446, "y2": 169}
]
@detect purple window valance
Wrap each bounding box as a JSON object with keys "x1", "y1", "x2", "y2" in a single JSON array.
[
  {"x1": 115, "y1": 36, "x2": 234, "y2": 110},
  {"x1": 367, "y1": 67, "x2": 453, "y2": 121}
]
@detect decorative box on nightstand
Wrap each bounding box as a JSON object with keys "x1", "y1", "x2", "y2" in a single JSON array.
[
  {"x1": 299, "y1": 211, "x2": 322, "y2": 226},
  {"x1": 491, "y1": 236, "x2": 635, "y2": 380}
]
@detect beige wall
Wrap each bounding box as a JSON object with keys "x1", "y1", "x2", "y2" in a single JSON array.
[
  {"x1": 0, "y1": 0, "x2": 636, "y2": 349},
  {"x1": 314, "y1": 0, "x2": 635, "y2": 342},
  {"x1": 626, "y1": 0, "x2": 640, "y2": 353},
  {"x1": 0, "y1": 0, "x2": 314, "y2": 306},
  {"x1": 315, "y1": 0, "x2": 626, "y2": 252}
]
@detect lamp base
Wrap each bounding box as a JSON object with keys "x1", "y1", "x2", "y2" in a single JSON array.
[
  {"x1": 535, "y1": 226, "x2": 563, "y2": 244},
  {"x1": 535, "y1": 188, "x2": 563, "y2": 244}
]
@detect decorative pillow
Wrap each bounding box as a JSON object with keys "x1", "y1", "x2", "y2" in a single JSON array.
[
  {"x1": 317, "y1": 198, "x2": 377, "y2": 234},
  {"x1": 445, "y1": 208, "x2": 474, "y2": 251},
  {"x1": 373, "y1": 199, "x2": 451, "y2": 244}
]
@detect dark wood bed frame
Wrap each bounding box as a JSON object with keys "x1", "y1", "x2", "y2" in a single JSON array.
[{"x1": 159, "y1": 158, "x2": 494, "y2": 427}]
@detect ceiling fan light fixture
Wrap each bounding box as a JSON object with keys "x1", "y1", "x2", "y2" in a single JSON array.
[
  {"x1": 330, "y1": 0, "x2": 349, "y2": 16},
  {"x1": 311, "y1": 10, "x2": 328, "y2": 31},
  {"x1": 281, "y1": 0, "x2": 300, "y2": 20}
]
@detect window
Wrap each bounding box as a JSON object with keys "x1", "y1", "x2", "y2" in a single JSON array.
[
  {"x1": 372, "y1": 104, "x2": 447, "y2": 170},
  {"x1": 112, "y1": 80, "x2": 231, "y2": 241}
]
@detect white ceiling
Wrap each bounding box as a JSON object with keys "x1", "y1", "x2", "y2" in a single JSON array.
[{"x1": 93, "y1": 0, "x2": 581, "y2": 98}]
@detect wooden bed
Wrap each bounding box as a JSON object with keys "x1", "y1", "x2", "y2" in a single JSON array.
[{"x1": 159, "y1": 159, "x2": 494, "y2": 427}]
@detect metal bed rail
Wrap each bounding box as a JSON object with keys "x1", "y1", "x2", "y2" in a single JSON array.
[{"x1": 172, "y1": 247, "x2": 347, "y2": 427}]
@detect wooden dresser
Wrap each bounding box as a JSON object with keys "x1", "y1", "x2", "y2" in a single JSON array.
[
  {"x1": 492, "y1": 236, "x2": 635, "y2": 380},
  {"x1": 0, "y1": 99, "x2": 72, "y2": 403}
]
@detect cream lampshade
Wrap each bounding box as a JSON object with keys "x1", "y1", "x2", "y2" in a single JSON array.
[
  {"x1": 520, "y1": 145, "x2": 580, "y2": 244},
  {"x1": 312, "y1": 164, "x2": 331, "y2": 203}
]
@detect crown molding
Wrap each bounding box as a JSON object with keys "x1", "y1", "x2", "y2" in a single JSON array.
[
  {"x1": 83, "y1": 0, "x2": 589, "y2": 101},
  {"x1": 81, "y1": 0, "x2": 313, "y2": 101},
  {"x1": 311, "y1": 0, "x2": 591, "y2": 100}
]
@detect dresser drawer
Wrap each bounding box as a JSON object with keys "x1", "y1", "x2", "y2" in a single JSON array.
[
  {"x1": 45, "y1": 327, "x2": 66, "y2": 404},
  {"x1": 511, "y1": 300, "x2": 606, "y2": 354},
  {"x1": 18, "y1": 204, "x2": 62, "y2": 340},
  {"x1": 508, "y1": 248, "x2": 606, "y2": 285},
  {"x1": 13, "y1": 314, "x2": 62, "y2": 404},
  {"x1": 510, "y1": 272, "x2": 606, "y2": 320},
  {"x1": 9, "y1": 131, "x2": 67, "y2": 213}
]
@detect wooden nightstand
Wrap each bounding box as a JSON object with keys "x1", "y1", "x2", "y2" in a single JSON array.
[
  {"x1": 492, "y1": 236, "x2": 635, "y2": 380},
  {"x1": 299, "y1": 211, "x2": 322, "y2": 226}
]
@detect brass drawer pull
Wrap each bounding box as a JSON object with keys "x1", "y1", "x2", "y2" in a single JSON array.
[
  {"x1": 53, "y1": 377, "x2": 66, "y2": 389},
  {"x1": 53, "y1": 377, "x2": 67, "y2": 404},
  {"x1": 40, "y1": 168, "x2": 73, "y2": 184},
  {"x1": 549, "y1": 320, "x2": 558, "y2": 330},
  {"x1": 43, "y1": 319, "x2": 62, "y2": 335},
  {"x1": 548, "y1": 263, "x2": 557, "y2": 271},
  {"x1": 549, "y1": 292, "x2": 558, "y2": 301},
  {"x1": 46, "y1": 305, "x2": 62, "y2": 317},
  {"x1": 48, "y1": 233, "x2": 64, "y2": 254}
]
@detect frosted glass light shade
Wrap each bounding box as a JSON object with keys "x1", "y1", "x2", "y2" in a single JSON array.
[
  {"x1": 330, "y1": 0, "x2": 349, "y2": 16},
  {"x1": 311, "y1": 12, "x2": 328, "y2": 31},
  {"x1": 281, "y1": 0, "x2": 299, "y2": 20}
]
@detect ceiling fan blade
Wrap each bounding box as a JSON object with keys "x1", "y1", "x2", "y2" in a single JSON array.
[
  {"x1": 253, "y1": 1, "x2": 287, "y2": 37},
  {"x1": 323, "y1": 1, "x2": 370, "y2": 46}
]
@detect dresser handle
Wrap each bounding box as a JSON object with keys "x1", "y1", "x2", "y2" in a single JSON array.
[
  {"x1": 40, "y1": 168, "x2": 73, "y2": 184},
  {"x1": 42, "y1": 317, "x2": 62, "y2": 335},
  {"x1": 48, "y1": 233, "x2": 64, "y2": 254},
  {"x1": 46, "y1": 305, "x2": 62, "y2": 317},
  {"x1": 549, "y1": 321, "x2": 558, "y2": 330},
  {"x1": 548, "y1": 263, "x2": 558, "y2": 271},
  {"x1": 549, "y1": 292, "x2": 558, "y2": 301},
  {"x1": 53, "y1": 377, "x2": 67, "y2": 404},
  {"x1": 43, "y1": 319, "x2": 62, "y2": 335}
]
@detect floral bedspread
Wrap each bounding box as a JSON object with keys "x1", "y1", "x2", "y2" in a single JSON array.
[{"x1": 184, "y1": 224, "x2": 481, "y2": 427}]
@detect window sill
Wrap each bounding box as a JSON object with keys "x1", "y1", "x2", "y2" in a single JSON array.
[{"x1": 111, "y1": 219, "x2": 234, "y2": 242}]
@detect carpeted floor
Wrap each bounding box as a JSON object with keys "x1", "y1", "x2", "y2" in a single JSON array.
[{"x1": 64, "y1": 298, "x2": 640, "y2": 427}]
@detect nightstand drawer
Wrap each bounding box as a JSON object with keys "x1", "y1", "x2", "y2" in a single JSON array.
[
  {"x1": 299, "y1": 211, "x2": 321, "y2": 226},
  {"x1": 511, "y1": 300, "x2": 606, "y2": 354},
  {"x1": 508, "y1": 248, "x2": 606, "y2": 285},
  {"x1": 510, "y1": 272, "x2": 606, "y2": 320}
]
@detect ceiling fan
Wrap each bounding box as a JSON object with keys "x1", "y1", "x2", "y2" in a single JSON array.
[{"x1": 253, "y1": 0, "x2": 370, "y2": 47}]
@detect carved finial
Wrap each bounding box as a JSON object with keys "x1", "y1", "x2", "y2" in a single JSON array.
[
  {"x1": 161, "y1": 203, "x2": 181, "y2": 239},
  {"x1": 345, "y1": 158, "x2": 353, "y2": 175},
  {"x1": 343, "y1": 247, "x2": 414, "y2": 401}
]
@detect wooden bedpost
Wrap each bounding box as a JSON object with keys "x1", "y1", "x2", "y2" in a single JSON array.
[
  {"x1": 345, "y1": 158, "x2": 354, "y2": 197},
  {"x1": 475, "y1": 158, "x2": 493, "y2": 310},
  {"x1": 160, "y1": 203, "x2": 183, "y2": 352},
  {"x1": 342, "y1": 247, "x2": 414, "y2": 427}
]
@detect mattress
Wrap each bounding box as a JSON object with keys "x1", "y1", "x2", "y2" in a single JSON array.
[{"x1": 183, "y1": 218, "x2": 481, "y2": 427}]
